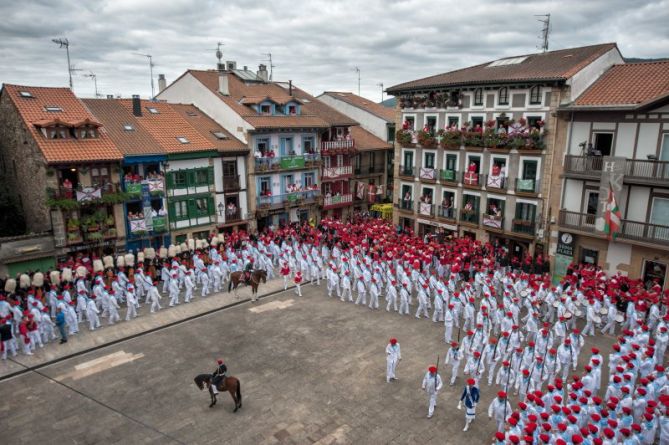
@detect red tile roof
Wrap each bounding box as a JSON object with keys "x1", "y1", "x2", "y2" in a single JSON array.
[
  {"x1": 170, "y1": 103, "x2": 247, "y2": 153},
  {"x1": 387, "y1": 43, "x2": 619, "y2": 93},
  {"x1": 185, "y1": 70, "x2": 356, "y2": 128},
  {"x1": 2, "y1": 84, "x2": 123, "y2": 164},
  {"x1": 321, "y1": 91, "x2": 396, "y2": 122},
  {"x1": 351, "y1": 126, "x2": 392, "y2": 152},
  {"x1": 571, "y1": 61, "x2": 669, "y2": 108}
]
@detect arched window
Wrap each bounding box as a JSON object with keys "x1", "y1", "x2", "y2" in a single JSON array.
[
  {"x1": 498, "y1": 87, "x2": 509, "y2": 106},
  {"x1": 530, "y1": 86, "x2": 542, "y2": 105}
]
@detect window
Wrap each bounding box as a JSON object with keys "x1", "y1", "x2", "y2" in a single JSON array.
[
  {"x1": 174, "y1": 171, "x2": 187, "y2": 188},
  {"x1": 19, "y1": 91, "x2": 33, "y2": 98},
  {"x1": 303, "y1": 173, "x2": 315, "y2": 188},
  {"x1": 515, "y1": 203, "x2": 536, "y2": 221},
  {"x1": 123, "y1": 124, "x2": 134, "y2": 131},
  {"x1": 256, "y1": 137, "x2": 270, "y2": 154},
  {"x1": 473, "y1": 88, "x2": 483, "y2": 106},
  {"x1": 426, "y1": 116, "x2": 437, "y2": 134},
  {"x1": 174, "y1": 201, "x2": 188, "y2": 219},
  {"x1": 498, "y1": 88, "x2": 509, "y2": 106},
  {"x1": 593, "y1": 133, "x2": 613, "y2": 156},
  {"x1": 287, "y1": 105, "x2": 297, "y2": 115},
  {"x1": 222, "y1": 160, "x2": 237, "y2": 177},
  {"x1": 186, "y1": 111, "x2": 198, "y2": 117},
  {"x1": 488, "y1": 57, "x2": 528, "y2": 67},
  {"x1": 260, "y1": 104, "x2": 271, "y2": 115},
  {"x1": 48, "y1": 126, "x2": 68, "y2": 139},
  {"x1": 90, "y1": 167, "x2": 110, "y2": 188},
  {"x1": 447, "y1": 116, "x2": 459, "y2": 128},
  {"x1": 424, "y1": 152, "x2": 435, "y2": 169},
  {"x1": 522, "y1": 160, "x2": 538, "y2": 179},
  {"x1": 445, "y1": 154, "x2": 457, "y2": 171},
  {"x1": 212, "y1": 131, "x2": 228, "y2": 140},
  {"x1": 643, "y1": 260, "x2": 667, "y2": 289},
  {"x1": 259, "y1": 177, "x2": 271, "y2": 194},
  {"x1": 79, "y1": 127, "x2": 97, "y2": 139},
  {"x1": 303, "y1": 136, "x2": 315, "y2": 152},
  {"x1": 403, "y1": 151, "x2": 414, "y2": 168},
  {"x1": 467, "y1": 155, "x2": 481, "y2": 172},
  {"x1": 195, "y1": 169, "x2": 209, "y2": 185},
  {"x1": 44, "y1": 106, "x2": 63, "y2": 112},
  {"x1": 387, "y1": 125, "x2": 395, "y2": 142},
  {"x1": 580, "y1": 248, "x2": 598, "y2": 265},
  {"x1": 147, "y1": 107, "x2": 159, "y2": 114},
  {"x1": 195, "y1": 198, "x2": 209, "y2": 215},
  {"x1": 585, "y1": 191, "x2": 599, "y2": 215},
  {"x1": 486, "y1": 197, "x2": 504, "y2": 216},
  {"x1": 404, "y1": 116, "x2": 415, "y2": 130},
  {"x1": 471, "y1": 116, "x2": 484, "y2": 129},
  {"x1": 529, "y1": 86, "x2": 542, "y2": 105},
  {"x1": 650, "y1": 198, "x2": 669, "y2": 226},
  {"x1": 280, "y1": 137, "x2": 294, "y2": 156},
  {"x1": 527, "y1": 116, "x2": 543, "y2": 129},
  {"x1": 176, "y1": 137, "x2": 190, "y2": 144}
]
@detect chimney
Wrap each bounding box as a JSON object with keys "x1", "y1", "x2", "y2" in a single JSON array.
[
  {"x1": 243, "y1": 65, "x2": 248, "y2": 71},
  {"x1": 106, "y1": 94, "x2": 114, "y2": 99},
  {"x1": 158, "y1": 74, "x2": 166, "y2": 93},
  {"x1": 218, "y1": 73, "x2": 230, "y2": 96},
  {"x1": 258, "y1": 64, "x2": 268, "y2": 82},
  {"x1": 132, "y1": 94, "x2": 142, "y2": 116},
  {"x1": 226, "y1": 60, "x2": 236, "y2": 71},
  {"x1": 288, "y1": 80, "x2": 293, "y2": 96}
]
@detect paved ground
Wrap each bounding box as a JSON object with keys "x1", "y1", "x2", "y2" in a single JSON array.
[{"x1": 1, "y1": 280, "x2": 616, "y2": 445}]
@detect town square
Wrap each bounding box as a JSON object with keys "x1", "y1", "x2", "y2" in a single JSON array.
[{"x1": 1, "y1": 1, "x2": 669, "y2": 444}]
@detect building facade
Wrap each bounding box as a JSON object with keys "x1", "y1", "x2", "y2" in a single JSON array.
[
  {"x1": 386, "y1": 43, "x2": 623, "y2": 262},
  {"x1": 551, "y1": 61, "x2": 669, "y2": 287}
]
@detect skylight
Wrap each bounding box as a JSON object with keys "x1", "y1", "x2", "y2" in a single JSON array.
[
  {"x1": 186, "y1": 111, "x2": 198, "y2": 117},
  {"x1": 123, "y1": 124, "x2": 134, "y2": 131},
  {"x1": 147, "y1": 107, "x2": 159, "y2": 114},
  {"x1": 212, "y1": 131, "x2": 228, "y2": 140},
  {"x1": 302, "y1": 99, "x2": 311, "y2": 103},
  {"x1": 19, "y1": 91, "x2": 33, "y2": 98},
  {"x1": 44, "y1": 106, "x2": 63, "y2": 112},
  {"x1": 488, "y1": 56, "x2": 528, "y2": 67},
  {"x1": 176, "y1": 137, "x2": 190, "y2": 144}
]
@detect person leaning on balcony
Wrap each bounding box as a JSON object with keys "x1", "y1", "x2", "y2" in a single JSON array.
[
  {"x1": 442, "y1": 197, "x2": 451, "y2": 209},
  {"x1": 403, "y1": 192, "x2": 411, "y2": 204}
]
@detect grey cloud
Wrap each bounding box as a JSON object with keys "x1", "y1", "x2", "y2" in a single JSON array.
[{"x1": 0, "y1": 0, "x2": 667, "y2": 101}]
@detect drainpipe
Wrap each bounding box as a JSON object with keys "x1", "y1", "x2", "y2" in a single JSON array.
[{"x1": 544, "y1": 87, "x2": 563, "y2": 256}]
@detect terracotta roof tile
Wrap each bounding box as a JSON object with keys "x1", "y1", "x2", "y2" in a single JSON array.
[
  {"x1": 170, "y1": 103, "x2": 248, "y2": 153},
  {"x1": 387, "y1": 43, "x2": 618, "y2": 93},
  {"x1": 572, "y1": 61, "x2": 669, "y2": 108},
  {"x1": 321, "y1": 91, "x2": 395, "y2": 122},
  {"x1": 2, "y1": 84, "x2": 122, "y2": 164},
  {"x1": 83, "y1": 99, "x2": 164, "y2": 157},
  {"x1": 351, "y1": 126, "x2": 392, "y2": 151}
]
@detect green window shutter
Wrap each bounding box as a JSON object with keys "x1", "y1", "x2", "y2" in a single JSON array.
[
  {"x1": 207, "y1": 196, "x2": 215, "y2": 216},
  {"x1": 207, "y1": 166, "x2": 214, "y2": 185},
  {"x1": 168, "y1": 201, "x2": 176, "y2": 220},
  {"x1": 166, "y1": 172, "x2": 174, "y2": 189},
  {"x1": 187, "y1": 198, "x2": 196, "y2": 219},
  {"x1": 187, "y1": 170, "x2": 196, "y2": 187}
]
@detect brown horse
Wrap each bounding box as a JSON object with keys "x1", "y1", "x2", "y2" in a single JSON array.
[
  {"x1": 228, "y1": 269, "x2": 267, "y2": 300},
  {"x1": 194, "y1": 374, "x2": 242, "y2": 411}
]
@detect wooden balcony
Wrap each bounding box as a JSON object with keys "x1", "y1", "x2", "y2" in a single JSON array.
[
  {"x1": 222, "y1": 175, "x2": 241, "y2": 192},
  {"x1": 511, "y1": 219, "x2": 536, "y2": 237},
  {"x1": 563, "y1": 155, "x2": 669, "y2": 186},
  {"x1": 323, "y1": 193, "x2": 353, "y2": 209},
  {"x1": 399, "y1": 165, "x2": 415, "y2": 178},
  {"x1": 321, "y1": 139, "x2": 356, "y2": 156},
  {"x1": 397, "y1": 199, "x2": 414, "y2": 213},
  {"x1": 436, "y1": 206, "x2": 457, "y2": 222},
  {"x1": 558, "y1": 209, "x2": 669, "y2": 246},
  {"x1": 482, "y1": 213, "x2": 504, "y2": 231},
  {"x1": 322, "y1": 165, "x2": 353, "y2": 180},
  {"x1": 416, "y1": 202, "x2": 435, "y2": 217}
]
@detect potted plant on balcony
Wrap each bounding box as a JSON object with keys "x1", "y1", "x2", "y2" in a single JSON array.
[
  {"x1": 87, "y1": 231, "x2": 104, "y2": 241},
  {"x1": 67, "y1": 232, "x2": 81, "y2": 243},
  {"x1": 440, "y1": 128, "x2": 462, "y2": 149},
  {"x1": 417, "y1": 129, "x2": 436, "y2": 148},
  {"x1": 395, "y1": 129, "x2": 414, "y2": 147},
  {"x1": 105, "y1": 215, "x2": 115, "y2": 227},
  {"x1": 67, "y1": 218, "x2": 80, "y2": 232}
]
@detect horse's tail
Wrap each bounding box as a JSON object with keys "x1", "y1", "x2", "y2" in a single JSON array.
[
  {"x1": 228, "y1": 276, "x2": 232, "y2": 293},
  {"x1": 236, "y1": 379, "x2": 242, "y2": 403}
]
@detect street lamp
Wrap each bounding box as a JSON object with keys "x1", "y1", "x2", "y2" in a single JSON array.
[{"x1": 52, "y1": 38, "x2": 73, "y2": 89}]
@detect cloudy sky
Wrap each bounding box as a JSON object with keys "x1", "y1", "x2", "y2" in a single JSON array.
[{"x1": 1, "y1": 0, "x2": 667, "y2": 102}]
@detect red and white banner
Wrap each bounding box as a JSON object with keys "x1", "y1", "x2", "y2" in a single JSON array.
[
  {"x1": 356, "y1": 182, "x2": 366, "y2": 200},
  {"x1": 76, "y1": 187, "x2": 102, "y2": 202},
  {"x1": 419, "y1": 168, "x2": 436, "y2": 180}
]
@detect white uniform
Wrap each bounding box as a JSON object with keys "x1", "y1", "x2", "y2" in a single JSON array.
[
  {"x1": 488, "y1": 397, "x2": 512, "y2": 433},
  {"x1": 86, "y1": 299, "x2": 101, "y2": 331},
  {"x1": 421, "y1": 370, "x2": 443, "y2": 418},
  {"x1": 385, "y1": 342, "x2": 401, "y2": 382}
]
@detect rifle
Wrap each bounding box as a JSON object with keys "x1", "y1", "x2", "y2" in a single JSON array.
[
  {"x1": 435, "y1": 355, "x2": 440, "y2": 390},
  {"x1": 502, "y1": 362, "x2": 512, "y2": 421}
]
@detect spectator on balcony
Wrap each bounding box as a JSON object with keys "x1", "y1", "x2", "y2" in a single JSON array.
[
  {"x1": 403, "y1": 192, "x2": 412, "y2": 206},
  {"x1": 226, "y1": 202, "x2": 237, "y2": 217},
  {"x1": 442, "y1": 197, "x2": 452, "y2": 210},
  {"x1": 421, "y1": 195, "x2": 432, "y2": 204},
  {"x1": 254, "y1": 150, "x2": 262, "y2": 159},
  {"x1": 62, "y1": 178, "x2": 73, "y2": 198}
]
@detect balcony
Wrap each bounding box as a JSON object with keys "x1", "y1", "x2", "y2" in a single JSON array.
[
  {"x1": 558, "y1": 209, "x2": 669, "y2": 246},
  {"x1": 223, "y1": 175, "x2": 241, "y2": 192},
  {"x1": 322, "y1": 165, "x2": 353, "y2": 180},
  {"x1": 486, "y1": 174, "x2": 507, "y2": 191},
  {"x1": 482, "y1": 213, "x2": 504, "y2": 230},
  {"x1": 256, "y1": 190, "x2": 321, "y2": 209},
  {"x1": 418, "y1": 167, "x2": 437, "y2": 182},
  {"x1": 439, "y1": 169, "x2": 459, "y2": 184},
  {"x1": 437, "y1": 206, "x2": 457, "y2": 221},
  {"x1": 323, "y1": 193, "x2": 353, "y2": 209},
  {"x1": 460, "y1": 209, "x2": 479, "y2": 225},
  {"x1": 124, "y1": 177, "x2": 165, "y2": 198},
  {"x1": 255, "y1": 154, "x2": 321, "y2": 173},
  {"x1": 512, "y1": 219, "x2": 536, "y2": 236},
  {"x1": 321, "y1": 139, "x2": 356, "y2": 156},
  {"x1": 416, "y1": 202, "x2": 435, "y2": 217},
  {"x1": 397, "y1": 199, "x2": 414, "y2": 212},
  {"x1": 129, "y1": 215, "x2": 168, "y2": 235},
  {"x1": 223, "y1": 208, "x2": 242, "y2": 223},
  {"x1": 564, "y1": 155, "x2": 669, "y2": 186},
  {"x1": 399, "y1": 165, "x2": 415, "y2": 178},
  {"x1": 515, "y1": 178, "x2": 540, "y2": 195}
]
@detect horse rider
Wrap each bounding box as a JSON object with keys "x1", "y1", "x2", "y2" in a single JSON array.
[
  {"x1": 211, "y1": 358, "x2": 228, "y2": 395},
  {"x1": 244, "y1": 259, "x2": 254, "y2": 284}
]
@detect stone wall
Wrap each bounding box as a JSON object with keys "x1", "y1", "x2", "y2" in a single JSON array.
[{"x1": 0, "y1": 92, "x2": 51, "y2": 233}]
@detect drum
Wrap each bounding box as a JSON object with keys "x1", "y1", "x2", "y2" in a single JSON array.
[
  {"x1": 574, "y1": 309, "x2": 584, "y2": 318},
  {"x1": 563, "y1": 312, "x2": 573, "y2": 320},
  {"x1": 616, "y1": 313, "x2": 625, "y2": 323},
  {"x1": 599, "y1": 308, "x2": 609, "y2": 316},
  {"x1": 520, "y1": 290, "x2": 529, "y2": 298},
  {"x1": 552, "y1": 301, "x2": 560, "y2": 308},
  {"x1": 593, "y1": 315, "x2": 602, "y2": 324}
]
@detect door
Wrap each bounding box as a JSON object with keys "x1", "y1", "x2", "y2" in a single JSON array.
[
  {"x1": 403, "y1": 151, "x2": 414, "y2": 175},
  {"x1": 649, "y1": 197, "x2": 669, "y2": 241},
  {"x1": 583, "y1": 190, "x2": 599, "y2": 226},
  {"x1": 643, "y1": 260, "x2": 667, "y2": 289},
  {"x1": 593, "y1": 133, "x2": 613, "y2": 156}
]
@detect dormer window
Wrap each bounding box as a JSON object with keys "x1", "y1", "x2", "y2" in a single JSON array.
[
  {"x1": 44, "y1": 106, "x2": 63, "y2": 112},
  {"x1": 147, "y1": 107, "x2": 159, "y2": 114},
  {"x1": 19, "y1": 91, "x2": 33, "y2": 98},
  {"x1": 287, "y1": 105, "x2": 297, "y2": 115},
  {"x1": 46, "y1": 126, "x2": 68, "y2": 139},
  {"x1": 79, "y1": 126, "x2": 98, "y2": 139},
  {"x1": 260, "y1": 104, "x2": 271, "y2": 115},
  {"x1": 176, "y1": 136, "x2": 190, "y2": 144}
]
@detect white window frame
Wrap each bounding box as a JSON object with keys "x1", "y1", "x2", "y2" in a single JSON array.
[
  {"x1": 441, "y1": 187, "x2": 458, "y2": 207},
  {"x1": 445, "y1": 113, "x2": 462, "y2": 129},
  {"x1": 401, "y1": 148, "x2": 416, "y2": 167},
  {"x1": 471, "y1": 89, "x2": 485, "y2": 109},
  {"x1": 422, "y1": 149, "x2": 437, "y2": 169},
  {"x1": 527, "y1": 86, "x2": 544, "y2": 108},
  {"x1": 523, "y1": 112, "x2": 547, "y2": 127},
  {"x1": 442, "y1": 152, "x2": 460, "y2": 170},
  {"x1": 519, "y1": 155, "x2": 542, "y2": 181},
  {"x1": 496, "y1": 87, "x2": 511, "y2": 109},
  {"x1": 488, "y1": 154, "x2": 509, "y2": 176},
  {"x1": 421, "y1": 185, "x2": 435, "y2": 198},
  {"x1": 467, "y1": 113, "x2": 486, "y2": 130},
  {"x1": 466, "y1": 153, "x2": 481, "y2": 170},
  {"x1": 402, "y1": 113, "x2": 417, "y2": 131},
  {"x1": 400, "y1": 182, "x2": 414, "y2": 198},
  {"x1": 423, "y1": 114, "x2": 439, "y2": 131}
]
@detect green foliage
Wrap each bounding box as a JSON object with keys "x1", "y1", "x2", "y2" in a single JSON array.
[{"x1": 46, "y1": 198, "x2": 79, "y2": 210}]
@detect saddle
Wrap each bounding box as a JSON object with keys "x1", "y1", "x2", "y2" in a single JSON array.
[{"x1": 244, "y1": 271, "x2": 252, "y2": 284}]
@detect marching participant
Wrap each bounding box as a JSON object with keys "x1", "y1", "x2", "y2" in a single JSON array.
[
  {"x1": 385, "y1": 337, "x2": 401, "y2": 382},
  {"x1": 421, "y1": 364, "x2": 443, "y2": 419}
]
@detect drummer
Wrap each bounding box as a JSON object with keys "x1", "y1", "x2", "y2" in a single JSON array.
[
  {"x1": 601, "y1": 297, "x2": 619, "y2": 336},
  {"x1": 583, "y1": 299, "x2": 598, "y2": 337}
]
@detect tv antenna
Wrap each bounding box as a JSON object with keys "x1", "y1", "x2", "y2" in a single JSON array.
[
  {"x1": 133, "y1": 52, "x2": 155, "y2": 98},
  {"x1": 215, "y1": 42, "x2": 224, "y2": 69},
  {"x1": 51, "y1": 38, "x2": 74, "y2": 89},
  {"x1": 262, "y1": 53, "x2": 276, "y2": 81},
  {"x1": 535, "y1": 14, "x2": 551, "y2": 52},
  {"x1": 83, "y1": 72, "x2": 100, "y2": 98},
  {"x1": 376, "y1": 82, "x2": 384, "y2": 103},
  {"x1": 353, "y1": 66, "x2": 361, "y2": 96}
]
